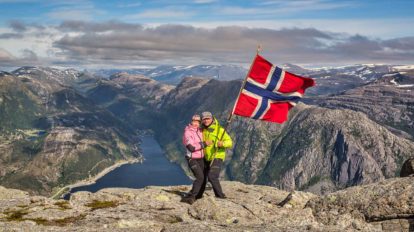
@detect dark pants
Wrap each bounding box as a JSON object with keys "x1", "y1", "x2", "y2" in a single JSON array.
[
  {"x1": 198, "y1": 158, "x2": 225, "y2": 198},
  {"x1": 187, "y1": 158, "x2": 205, "y2": 198}
]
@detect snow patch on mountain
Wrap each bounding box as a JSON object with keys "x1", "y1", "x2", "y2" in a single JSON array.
[
  {"x1": 392, "y1": 65, "x2": 414, "y2": 71},
  {"x1": 390, "y1": 78, "x2": 414, "y2": 88}
]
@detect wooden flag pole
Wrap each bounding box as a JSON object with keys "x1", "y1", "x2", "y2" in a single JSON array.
[{"x1": 209, "y1": 45, "x2": 261, "y2": 166}]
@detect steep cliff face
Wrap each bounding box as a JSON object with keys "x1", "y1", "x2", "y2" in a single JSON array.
[
  {"x1": 0, "y1": 177, "x2": 413, "y2": 231},
  {"x1": 85, "y1": 72, "x2": 174, "y2": 129},
  {"x1": 0, "y1": 71, "x2": 141, "y2": 196}
]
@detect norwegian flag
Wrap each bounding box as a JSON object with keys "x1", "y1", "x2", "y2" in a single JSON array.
[{"x1": 233, "y1": 55, "x2": 315, "y2": 123}]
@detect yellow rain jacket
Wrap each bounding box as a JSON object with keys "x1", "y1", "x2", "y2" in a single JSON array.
[{"x1": 202, "y1": 118, "x2": 232, "y2": 161}]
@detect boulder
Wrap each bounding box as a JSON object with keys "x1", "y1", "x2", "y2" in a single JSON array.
[
  {"x1": 0, "y1": 186, "x2": 29, "y2": 200},
  {"x1": 306, "y1": 177, "x2": 414, "y2": 231}
]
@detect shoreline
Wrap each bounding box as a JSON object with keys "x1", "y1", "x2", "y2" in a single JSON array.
[{"x1": 51, "y1": 157, "x2": 143, "y2": 199}]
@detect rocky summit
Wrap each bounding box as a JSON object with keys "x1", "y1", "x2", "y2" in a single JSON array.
[{"x1": 0, "y1": 177, "x2": 413, "y2": 231}]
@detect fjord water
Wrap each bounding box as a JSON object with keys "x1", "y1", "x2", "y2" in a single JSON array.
[{"x1": 68, "y1": 136, "x2": 191, "y2": 196}]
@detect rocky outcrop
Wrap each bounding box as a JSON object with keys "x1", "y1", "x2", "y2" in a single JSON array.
[
  {"x1": 0, "y1": 178, "x2": 413, "y2": 231},
  {"x1": 0, "y1": 186, "x2": 28, "y2": 200},
  {"x1": 307, "y1": 177, "x2": 414, "y2": 231},
  {"x1": 400, "y1": 158, "x2": 414, "y2": 177}
]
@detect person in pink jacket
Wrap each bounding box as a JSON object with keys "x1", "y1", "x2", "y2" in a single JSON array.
[{"x1": 181, "y1": 114, "x2": 211, "y2": 204}]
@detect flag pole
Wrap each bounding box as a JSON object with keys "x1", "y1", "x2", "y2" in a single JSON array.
[
  {"x1": 224, "y1": 44, "x2": 261, "y2": 129},
  {"x1": 209, "y1": 45, "x2": 261, "y2": 167}
]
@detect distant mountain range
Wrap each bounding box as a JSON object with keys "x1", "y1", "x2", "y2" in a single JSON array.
[
  {"x1": 1, "y1": 63, "x2": 414, "y2": 196},
  {"x1": 91, "y1": 64, "x2": 247, "y2": 85},
  {"x1": 91, "y1": 63, "x2": 409, "y2": 96}
]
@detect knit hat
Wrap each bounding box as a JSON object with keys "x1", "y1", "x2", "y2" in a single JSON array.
[
  {"x1": 201, "y1": 111, "x2": 213, "y2": 119},
  {"x1": 192, "y1": 114, "x2": 201, "y2": 121}
]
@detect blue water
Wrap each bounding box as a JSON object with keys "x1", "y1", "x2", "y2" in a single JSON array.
[{"x1": 66, "y1": 136, "x2": 191, "y2": 197}]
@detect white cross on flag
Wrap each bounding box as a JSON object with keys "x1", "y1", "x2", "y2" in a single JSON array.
[{"x1": 232, "y1": 55, "x2": 315, "y2": 123}]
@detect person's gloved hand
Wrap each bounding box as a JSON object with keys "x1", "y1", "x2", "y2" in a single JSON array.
[{"x1": 186, "y1": 144, "x2": 196, "y2": 152}]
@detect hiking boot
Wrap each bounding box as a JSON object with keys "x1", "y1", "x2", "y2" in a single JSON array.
[
  {"x1": 181, "y1": 196, "x2": 196, "y2": 205},
  {"x1": 215, "y1": 194, "x2": 227, "y2": 199}
]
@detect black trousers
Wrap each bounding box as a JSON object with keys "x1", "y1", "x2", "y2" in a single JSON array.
[
  {"x1": 197, "y1": 158, "x2": 225, "y2": 198},
  {"x1": 187, "y1": 158, "x2": 206, "y2": 198}
]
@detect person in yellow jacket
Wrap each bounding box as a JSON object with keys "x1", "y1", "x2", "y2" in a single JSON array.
[{"x1": 197, "y1": 111, "x2": 232, "y2": 199}]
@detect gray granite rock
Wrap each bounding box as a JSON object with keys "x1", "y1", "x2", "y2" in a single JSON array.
[{"x1": 0, "y1": 179, "x2": 413, "y2": 231}]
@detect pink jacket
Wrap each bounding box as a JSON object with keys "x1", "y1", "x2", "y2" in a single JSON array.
[{"x1": 182, "y1": 124, "x2": 204, "y2": 159}]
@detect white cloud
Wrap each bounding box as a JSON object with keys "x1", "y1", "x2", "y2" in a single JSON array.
[
  {"x1": 0, "y1": 48, "x2": 14, "y2": 61},
  {"x1": 1, "y1": 20, "x2": 414, "y2": 68},
  {"x1": 0, "y1": 25, "x2": 61, "y2": 58},
  {"x1": 21, "y1": 48, "x2": 37, "y2": 60},
  {"x1": 172, "y1": 18, "x2": 414, "y2": 39},
  {"x1": 51, "y1": 22, "x2": 414, "y2": 67}
]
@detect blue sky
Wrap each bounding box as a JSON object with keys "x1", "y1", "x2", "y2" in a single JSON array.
[
  {"x1": 1, "y1": 0, "x2": 413, "y2": 35},
  {"x1": 0, "y1": 0, "x2": 414, "y2": 68}
]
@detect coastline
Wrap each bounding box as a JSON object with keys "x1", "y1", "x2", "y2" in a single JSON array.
[{"x1": 51, "y1": 157, "x2": 143, "y2": 199}]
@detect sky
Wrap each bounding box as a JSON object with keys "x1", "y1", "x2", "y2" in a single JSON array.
[{"x1": 0, "y1": 0, "x2": 414, "y2": 69}]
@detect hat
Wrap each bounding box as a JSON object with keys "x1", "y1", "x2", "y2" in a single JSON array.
[
  {"x1": 192, "y1": 114, "x2": 201, "y2": 121},
  {"x1": 201, "y1": 111, "x2": 213, "y2": 119}
]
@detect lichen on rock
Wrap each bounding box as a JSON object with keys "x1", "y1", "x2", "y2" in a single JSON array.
[{"x1": 0, "y1": 179, "x2": 413, "y2": 231}]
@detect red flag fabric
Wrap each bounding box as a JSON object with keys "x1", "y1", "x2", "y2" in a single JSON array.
[{"x1": 233, "y1": 55, "x2": 315, "y2": 123}]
